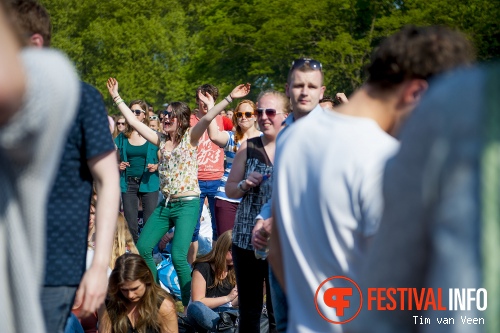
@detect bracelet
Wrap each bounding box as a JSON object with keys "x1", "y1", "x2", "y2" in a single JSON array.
[
  {"x1": 224, "y1": 95, "x2": 233, "y2": 104},
  {"x1": 237, "y1": 180, "x2": 249, "y2": 193},
  {"x1": 114, "y1": 98, "x2": 125, "y2": 106},
  {"x1": 112, "y1": 95, "x2": 121, "y2": 101}
]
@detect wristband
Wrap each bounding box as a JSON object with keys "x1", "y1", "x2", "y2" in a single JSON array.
[
  {"x1": 114, "y1": 98, "x2": 125, "y2": 106},
  {"x1": 224, "y1": 95, "x2": 233, "y2": 104},
  {"x1": 237, "y1": 180, "x2": 249, "y2": 193},
  {"x1": 113, "y1": 95, "x2": 121, "y2": 101}
]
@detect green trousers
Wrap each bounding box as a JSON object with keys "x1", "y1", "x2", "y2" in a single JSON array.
[{"x1": 137, "y1": 198, "x2": 200, "y2": 306}]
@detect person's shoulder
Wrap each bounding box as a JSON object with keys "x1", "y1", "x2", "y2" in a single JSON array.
[
  {"x1": 189, "y1": 114, "x2": 198, "y2": 125},
  {"x1": 193, "y1": 261, "x2": 211, "y2": 272},
  {"x1": 159, "y1": 296, "x2": 175, "y2": 314}
]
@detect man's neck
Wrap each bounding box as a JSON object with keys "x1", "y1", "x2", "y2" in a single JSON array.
[
  {"x1": 292, "y1": 105, "x2": 318, "y2": 121},
  {"x1": 330, "y1": 86, "x2": 399, "y2": 133},
  {"x1": 195, "y1": 110, "x2": 207, "y2": 119}
]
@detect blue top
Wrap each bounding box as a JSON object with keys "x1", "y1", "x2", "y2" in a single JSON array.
[
  {"x1": 115, "y1": 132, "x2": 160, "y2": 193},
  {"x1": 45, "y1": 82, "x2": 116, "y2": 286},
  {"x1": 215, "y1": 131, "x2": 240, "y2": 203},
  {"x1": 215, "y1": 131, "x2": 263, "y2": 203}
]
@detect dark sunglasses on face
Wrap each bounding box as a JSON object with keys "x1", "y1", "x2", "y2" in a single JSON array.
[
  {"x1": 290, "y1": 58, "x2": 323, "y2": 71},
  {"x1": 149, "y1": 115, "x2": 159, "y2": 120},
  {"x1": 256, "y1": 108, "x2": 284, "y2": 118},
  {"x1": 236, "y1": 111, "x2": 254, "y2": 118},
  {"x1": 131, "y1": 109, "x2": 145, "y2": 115},
  {"x1": 117, "y1": 122, "x2": 126, "y2": 126},
  {"x1": 162, "y1": 110, "x2": 176, "y2": 118}
]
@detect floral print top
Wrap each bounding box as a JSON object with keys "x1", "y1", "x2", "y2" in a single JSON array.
[{"x1": 158, "y1": 129, "x2": 200, "y2": 196}]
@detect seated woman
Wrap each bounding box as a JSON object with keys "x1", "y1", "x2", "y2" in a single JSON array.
[
  {"x1": 98, "y1": 253, "x2": 178, "y2": 333},
  {"x1": 187, "y1": 230, "x2": 238, "y2": 331}
]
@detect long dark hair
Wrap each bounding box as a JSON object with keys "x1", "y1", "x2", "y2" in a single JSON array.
[
  {"x1": 193, "y1": 230, "x2": 235, "y2": 288},
  {"x1": 106, "y1": 254, "x2": 172, "y2": 333},
  {"x1": 124, "y1": 99, "x2": 149, "y2": 138},
  {"x1": 166, "y1": 101, "x2": 191, "y2": 144}
]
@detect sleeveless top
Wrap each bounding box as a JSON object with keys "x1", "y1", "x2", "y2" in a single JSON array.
[
  {"x1": 158, "y1": 128, "x2": 200, "y2": 197},
  {"x1": 232, "y1": 137, "x2": 274, "y2": 250},
  {"x1": 192, "y1": 262, "x2": 233, "y2": 298}
]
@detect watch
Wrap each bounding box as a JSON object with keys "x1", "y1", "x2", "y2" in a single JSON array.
[{"x1": 237, "y1": 180, "x2": 249, "y2": 193}]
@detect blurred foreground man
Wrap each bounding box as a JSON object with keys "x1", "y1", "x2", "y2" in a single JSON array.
[{"x1": 0, "y1": 3, "x2": 79, "y2": 332}]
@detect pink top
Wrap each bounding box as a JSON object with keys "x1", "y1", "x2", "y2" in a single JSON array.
[{"x1": 190, "y1": 114, "x2": 225, "y2": 180}]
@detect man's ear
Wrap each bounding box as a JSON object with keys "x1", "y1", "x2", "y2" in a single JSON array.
[
  {"x1": 403, "y1": 79, "x2": 428, "y2": 105},
  {"x1": 285, "y1": 83, "x2": 290, "y2": 98},
  {"x1": 29, "y1": 33, "x2": 44, "y2": 48},
  {"x1": 320, "y1": 85, "x2": 326, "y2": 100}
]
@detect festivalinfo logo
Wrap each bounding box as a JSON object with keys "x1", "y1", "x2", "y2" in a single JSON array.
[{"x1": 315, "y1": 276, "x2": 487, "y2": 326}]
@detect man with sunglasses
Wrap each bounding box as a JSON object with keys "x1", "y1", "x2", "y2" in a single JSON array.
[
  {"x1": 251, "y1": 57, "x2": 326, "y2": 333},
  {"x1": 267, "y1": 26, "x2": 474, "y2": 332}
]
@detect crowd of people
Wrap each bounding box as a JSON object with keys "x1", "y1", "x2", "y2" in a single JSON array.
[{"x1": 1, "y1": 1, "x2": 498, "y2": 333}]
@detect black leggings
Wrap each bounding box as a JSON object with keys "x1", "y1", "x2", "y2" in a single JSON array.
[
  {"x1": 121, "y1": 178, "x2": 158, "y2": 243},
  {"x1": 232, "y1": 244, "x2": 275, "y2": 333}
]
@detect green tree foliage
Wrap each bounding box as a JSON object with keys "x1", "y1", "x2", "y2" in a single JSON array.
[
  {"x1": 42, "y1": 0, "x2": 192, "y2": 111},
  {"x1": 41, "y1": 0, "x2": 499, "y2": 111}
]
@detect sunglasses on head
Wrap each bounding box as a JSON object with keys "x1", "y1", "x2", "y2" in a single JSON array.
[
  {"x1": 149, "y1": 115, "x2": 159, "y2": 120},
  {"x1": 162, "y1": 110, "x2": 176, "y2": 119},
  {"x1": 131, "y1": 109, "x2": 145, "y2": 115},
  {"x1": 236, "y1": 111, "x2": 254, "y2": 118},
  {"x1": 290, "y1": 58, "x2": 322, "y2": 71},
  {"x1": 116, "y1": 121, "x2": 126, "y2": 126},
  {"x1": 256, "y1": 108, "x2": 284, "y2": 118}
]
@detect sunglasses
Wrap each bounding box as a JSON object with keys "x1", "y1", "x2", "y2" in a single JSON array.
[
  {"x1": 236, "y1": 111, "x2": 254, "y2": 118},
  {"x1": 149, "y1": 115, "x2": 159, "y2": 120},
  {"x1": 256, "y1": 108, "x2": 284, "y2": 118},
  {"x1": 116, "y1": 122, "x2": 126, "y2": 126},
  {"x1": 290, "y1": 58, "x2": 322, "y2": 71},
  {"x1": 162, "y1": 110, "x2": 176, "y2": 118},
  {"x1": 131, "y1": 109, "x2": 145, "y2": 115}
]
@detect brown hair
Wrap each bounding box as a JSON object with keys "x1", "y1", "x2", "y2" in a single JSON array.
[
  {"x1": 196, "y1": 84, "x2": 219, "y2": 102},
  {"x1": 287, "y1": 61, "x2": 324, "y2": 85},
  {"x1": 193, "y1": 230, "x2": 235, "y2": 289},
  {"x1": 232, "y1": 100, "x2": 256, "y2": 153},
  {"x1": 107, "y1": 254, "x2": 173, "y2": 333},
  {"x1": 165, "y1": 101, "x2": 191, "y2": 144},
  {"x1": 124, "y1": 100, "x2": 149, "y2": 138},
  {"x1": 10, "y1": 0, "x2": 52, "y2": 47},
  {"x1": 367, "y1": 25, "x2": 475, "y2": 91},
  {"x1": 113, "y1": 115, "x2": 127, "y2": 138}
]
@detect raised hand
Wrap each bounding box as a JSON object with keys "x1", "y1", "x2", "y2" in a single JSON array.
[
  {"x1": 197, "y1": 90, "x2": 215, "y2": 109},
  {"x1": 106, "y1": 77, "x2": 119, "y2": 98},
  {"x1": 335, "y1": 92, "x2": 348, "y2": 104},
  {"x1": 230, "y1": 83, "x2": 251, "y2": 99}
]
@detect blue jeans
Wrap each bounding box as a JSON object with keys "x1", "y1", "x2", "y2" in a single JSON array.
[
  {"x1": 41, "y1": 286, "x2": 78, "y2": 333},
  {"x1": 192, "y1": 179, "x2": 221, "y2": 241},
  {"x1": 269, "y1": 269, "x2": 288, "y2": 332},
  {"x1": 64, "y1": 313, "x2": 85, "y2": 333},
  {"x1": 186, "y1": 301, "x2": 236, "y2": 331}
]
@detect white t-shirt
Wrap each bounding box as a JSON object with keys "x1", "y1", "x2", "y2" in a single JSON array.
[{"x1": 273, "y1": 108, "x2": 399, "y2": 333}]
